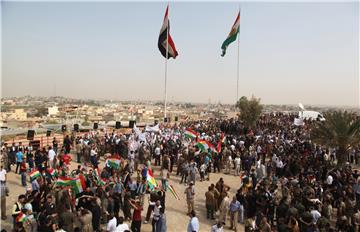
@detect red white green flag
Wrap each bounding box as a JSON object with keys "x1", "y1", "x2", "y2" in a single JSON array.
[
  {"x1": 16, "y1": 212, "x2": 27, "y2": 223},
  {"x1": 217, "y1": 141, "x2": 222, "y2": 153},
  {"x1": 184, "y1": 128, "x2": 199, "y2": 139},
  {"x1": 47, "y1": 168, "x2": 58, "y2": 177},
  {"x1": 221, "y1": 11, "x2": 240, "y2": 57},
  {"x1": 29, "y1": 169, "x2": 41, "y2": 179},
  {"x1": 72, "y1": 175, "x2": 87, "y2": 194},
  {"x1": 196, "y1": 140, "x2": 211, "y2": 152},
  {"x1": 55, "y1": 176, "x2": 74, "y2": 186},
  {"x1": 98, "y1": 178, "x2": 107, "y2": 186},
  {"x1": 146, "y1": 168, "x2": 157, "y2": 190},
  {"x1": 106, "y1": 157, "x2": 121, "y2": 169}
]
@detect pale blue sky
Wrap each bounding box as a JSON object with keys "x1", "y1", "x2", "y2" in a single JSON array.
[{"x1": 2, "y1": 1, "x2": 359, "y2": 106}]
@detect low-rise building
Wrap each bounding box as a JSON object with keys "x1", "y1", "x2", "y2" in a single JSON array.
[{"x1": 48, "y1": 106, "x2": 59, "y2": 116}]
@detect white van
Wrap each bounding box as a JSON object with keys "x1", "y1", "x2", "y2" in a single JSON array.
[{"x1": 299, "y1": 111, "x2": 325, "y2": 121}]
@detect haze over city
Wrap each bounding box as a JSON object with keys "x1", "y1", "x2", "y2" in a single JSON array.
[{"x1": 2, "y1": 1, "x2": 359, "y2": 106}]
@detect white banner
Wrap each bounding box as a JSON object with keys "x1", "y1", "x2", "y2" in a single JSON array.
[
  {"x1": 294, "y1": 118, "x2": 304, "y2": 126},
  {"x1": 145, "y1": 124, "x2": 160, "y2": 132}
]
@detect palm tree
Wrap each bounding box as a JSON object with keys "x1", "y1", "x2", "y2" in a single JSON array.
[{"x1": 311, "y1": 110, "x2": 360, "y2": 166}]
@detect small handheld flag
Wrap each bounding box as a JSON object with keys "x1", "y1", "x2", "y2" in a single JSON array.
[{"x1": 29, "y1": 169, "x2": 41, "y2": 180}]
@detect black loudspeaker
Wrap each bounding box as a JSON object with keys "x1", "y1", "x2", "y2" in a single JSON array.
[
  {"x1": 115, "y1": 121, "x2": 121, "y2": 129},
  {"x1": 129, "y1": 120, "x2": 136, "y2": 128},
  {"x1": 154, "y1": 120, "x2": 159, "y2": 125},
  {"x1": 27, "y1": 130, "x2": 35, "y2": 140},
  {"x1": 175, "y1": 116, "x2": 178, "y2": 122},
  {"x1": 61, "y1": 125, "x2": 67, "y2": 132},
  {"x1": 164, "y1": 117, "x2": 168, "y2": 123},
  {"x1": 74, "y1": 124, "x2": 79, "y2": 132},
  {"x1": 46, "y1": 130, "x2": 51, "y2": 137},
  {"x1": 93, "y1": 123, "x2": 98, "y2": 130}
]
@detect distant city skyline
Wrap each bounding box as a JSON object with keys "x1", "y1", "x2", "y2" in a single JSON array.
[{"x1": 2, "y1": 2, "x2": 359, "y2": 107}]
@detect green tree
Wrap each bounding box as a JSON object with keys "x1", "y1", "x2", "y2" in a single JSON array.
[
  {"x1": 235, "y1": 96, "x2": 263, "y2": 128},
  {"x1": 82, "y1": 115, "x2": 90, "y2": 126},
  {"x1": 82, "y1": 121, "x2": 90, "y2": 126},
  {"x1": 34, "y1": 107, "x2": 48, "y2": 117},
  {"x1": 311, "y1": 111, "x2": 360, "y2": 167}
]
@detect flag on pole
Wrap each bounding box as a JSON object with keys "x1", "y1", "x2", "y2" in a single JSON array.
[
  {"x1": 29, "y1": 169, "x2": 41, "y2": 179},
  {"x1": 221, "y1": 11, "x2": 240, "y2": 57},
  {"x1": 158, "y1": 5, "x2": 178, "y2": 59},
  {"x1": 146, "y1": 168, "x2": 157, "y2": 190},
  {"x1": 167, "y1": 184, "x2": 180, "y2": 200},
  {"x1": 184, "y1": 128, "x2": 199, "y2": 139}
]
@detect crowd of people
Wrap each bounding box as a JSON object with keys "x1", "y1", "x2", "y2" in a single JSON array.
[{"x1": 1, "y1": 113, "x2": 360, "y2": 232}]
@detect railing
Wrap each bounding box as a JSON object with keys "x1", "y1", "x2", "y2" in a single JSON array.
[{"x1": 2, "y1": 127, "x2": 133, "y2": 148}]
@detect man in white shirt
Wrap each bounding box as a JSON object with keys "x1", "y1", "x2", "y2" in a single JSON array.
[
  {"x1": 154, "y1": 146, "x2": 161, "y2": 166},
  {"x1": 0, "y1": 167, "x2": 7, "y2": 220},
  {"x1": 152, "y1": 201, "x2": 162, "y2": 232},
  {"x1": 211, "y1": 221, "x2": 224, "y2": 232},
  {"x1": 107, "y1": 213, "x2": 117, "y2": 232},
  {"x1": 226, "y1": 155, "x2": 232, "y2": 175},
  {"x1": 276, "y1": 159, "x2": 284, "y2": 176},
  {"x1": 327, "y1": 175, "x2": 333, "y2": 186},
  {"x1": 90, "y1": 146, "x2": 98, "y2": 167},
  {"x1": 187, "y1": 210, "x2": 199, "y2": 232},
  {"x1": 0, "y1": 166, "x2": 7, "y2": 183},
  {"x1": 310, "y1": 206, "x2": 321, "y2": 224},
  {"x1": 272, "y1": 154, "x2": 278, "y2": 166},
  {"x1": 48, "y1": 146, "x2": 56, "y2": 168},
  {"x1": 234, "y1": 155, "x2": 241, "y2": 176},
  {"x1": 115, "y1": 216, "x2": 129, "y2": 232}
]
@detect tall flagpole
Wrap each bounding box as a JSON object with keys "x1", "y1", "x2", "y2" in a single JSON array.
[
  {"x1": 236, "y1": 8, "x2": 241, "y2": 102},
  {"x1": 164, "y1": 4, "x2": 169, "y2": 121}
]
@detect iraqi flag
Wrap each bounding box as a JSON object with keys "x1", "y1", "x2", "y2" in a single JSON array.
[
  {"x1": 221, "y1": 11, "x2": 240, "y2": 57},
  {"x1": 158, "y1": 5, "x2": 178, "y2": 59}
]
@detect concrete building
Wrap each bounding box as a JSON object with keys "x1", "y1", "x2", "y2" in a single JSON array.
[
  {"x1": 8, "y1": 109, "x2": 27, "y2": 121},
  {"x1": 48, "y1": 106, "x2": 59, "y2": 116}
]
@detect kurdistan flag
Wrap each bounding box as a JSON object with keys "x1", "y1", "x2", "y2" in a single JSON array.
[
  {"x1": 196, "y1": 140, "x2": 211, "y2": 152},
  {"x1": 184, "y1": 128, "x2": 199, "y2": 139},
  {"x1": 29, "y1": 169, "x2": 41, "y2": 179},
  {"x1": 146, "y1": 168, "x2": 157, "y2": 190},
  {"x1": 72, "y1": 175, "x2": 86, "y2": 194},
  {"x1": 221, "y1": 11, "x2": 240, "y2": 57},
  {"x1": 106, "y1": 157, "x2": 121, "y2": 169},
  {"x1": 55, "y1": 176, "x2": 75, "y2": 186}
]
